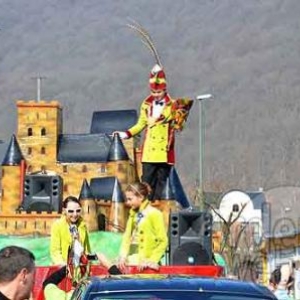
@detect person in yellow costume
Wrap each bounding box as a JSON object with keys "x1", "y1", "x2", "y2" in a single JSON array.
[
  {"x1": 116, "y1": 63, "x2": 192, "y2": 201},
  {"x1": 50, "y1": 196, "x2": 91, "y2": 265},
  {"x1": 118, "y1": 182, "x2": 168, "y2": 271},
  {"x1": 115, "y1": 21, "x2": 193, "y2": 201}
]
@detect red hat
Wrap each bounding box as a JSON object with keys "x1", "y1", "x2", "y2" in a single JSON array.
[{"x1": 149, "y1": 64, "x2": 167, "y2": 91}]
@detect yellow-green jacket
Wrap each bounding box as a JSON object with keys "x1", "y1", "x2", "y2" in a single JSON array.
[
  {"x1": 119, "y1": 200, "x2": 168, "y2": 264},
  {"x1": 50, "y1": 215, "x2": 91, "y2": 265},
  {"x1": 44, "y1": 284, "x2": 73, "y2": 300},
  {"x1": 126, "y1": 94, "x2": 176, "y2": 164}
]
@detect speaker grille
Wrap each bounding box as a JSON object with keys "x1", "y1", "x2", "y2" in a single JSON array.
[
  {"x1": 169, "y1": 211, "x2": 213, "y2": 265},
  {"x1": 22, "y1": 175, "x2": 63, "y2": 213},
  {"x1": 173, "y1": 242, "x2": 210, "y2": 265}
]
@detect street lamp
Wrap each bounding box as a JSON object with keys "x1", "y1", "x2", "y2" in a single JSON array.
[{"x1": 197, "y1": 94, "x2": 212, "y2": 208}]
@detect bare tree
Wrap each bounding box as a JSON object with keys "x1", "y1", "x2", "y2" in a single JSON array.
[{"x1": 206, "y1": 201, "x2": 261, "y2": 279}]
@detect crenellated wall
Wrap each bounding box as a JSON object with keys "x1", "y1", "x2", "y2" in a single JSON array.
[{"x1": 0, "y1": 211, "x2": 61, "y2": 236}]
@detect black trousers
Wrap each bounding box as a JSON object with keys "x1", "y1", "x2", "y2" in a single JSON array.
[{"x1": 141, "y1": 162, "x2": 172, "y2": 201}]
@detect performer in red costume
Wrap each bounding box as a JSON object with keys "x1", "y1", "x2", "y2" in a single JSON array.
[{"x1": 115, "y1": 21, "x2": 193, "y2": 201}]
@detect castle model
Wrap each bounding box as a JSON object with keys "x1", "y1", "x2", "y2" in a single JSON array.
[{"x1": 0, "y1": 99, "x2": 189, "y2": 236}]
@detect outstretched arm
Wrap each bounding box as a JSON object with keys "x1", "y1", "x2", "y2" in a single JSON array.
[{"x1": 97, "y1": 253, "x2": 122, "y2": 275}]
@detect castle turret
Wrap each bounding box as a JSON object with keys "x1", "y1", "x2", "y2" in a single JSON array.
[
  {"x1": 107, "y1": 133, "x2": 137, "y2": 187},
  {"x1": 1, "y1": 134, "x2": 25, "y2": 214},
  {"x1": 107, "y1": 178, "x2": 126, "y2": 232},
  {"x1": 158, "y1": 177, "x2": 179, "y2": 229},
  {"x1": 107, "y1": 133, "x2": 129, "y2": 161},
  {"x1": 79, "y1": 179, "x2": 98, "y2": 232}
]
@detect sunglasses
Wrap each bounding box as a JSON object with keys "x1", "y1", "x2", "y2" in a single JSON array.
[{"x1": 66, "y1": 209, "x2": 81, "y2": 214}]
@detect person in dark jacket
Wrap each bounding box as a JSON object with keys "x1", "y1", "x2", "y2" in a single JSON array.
[{"x1": 0, "y1": 246, "x2": 35, "y2": 300}]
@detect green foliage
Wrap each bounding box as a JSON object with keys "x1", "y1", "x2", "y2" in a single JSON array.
[{"x1": 0, "y1": 231, "x2": 123, "y2": 266}]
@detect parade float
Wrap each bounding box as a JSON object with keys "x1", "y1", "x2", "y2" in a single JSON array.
[
  {"x1": 0, "y1": 98, "x2": 221, "y2": 300},
  {"x1": 0, "y1": 99, "x2": 191, "y2": 244},
  {"x1": 0, "y1": 21, "x2": 222, "y2": 300}
]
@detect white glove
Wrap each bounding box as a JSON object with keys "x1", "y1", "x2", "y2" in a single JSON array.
[{"x1": 114, "y1": 131, "x2": 128, "y2": 139}]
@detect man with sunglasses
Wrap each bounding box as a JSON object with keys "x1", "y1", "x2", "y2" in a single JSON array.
[{"x1": 50, "y1": 196, "x2": 91, "y2": 266}]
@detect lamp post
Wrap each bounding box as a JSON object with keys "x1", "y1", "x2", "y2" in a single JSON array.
[{"x1": 197, "y1": 94, "x2": 212, "y2": 209}]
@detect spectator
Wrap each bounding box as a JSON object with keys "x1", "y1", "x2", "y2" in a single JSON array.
[
  {"x1": 269, "y1": 265, "x2": 293, "y2": 300},
  {"x1": 0, "y1": 245, "x2": 35, "y2": 300},
  {"x1": 118, "y1": 182, "x2": 168, "y2": 271}
]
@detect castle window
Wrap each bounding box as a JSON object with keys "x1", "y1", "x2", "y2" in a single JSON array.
[
  {"x1": 28, "y1": 147, "x2": 32, "y2": 155},
  {"x1": 118, "y1": 164, "x2": 125, "y2": 172},
  {"x1": 36, "y1": 113, "x2": 39, "y2": 120},
  {"x1": 63, "y1": 166, "x2": 68, "y2": 173},
  {"x1": 41, "y1": 147, "x2": 46, "y2": 155},
  {"x1": 82, "y1": 165, "x2": 87, "y2": 173},
  {"x1": 2, "y1": 169, "x2": 4, "y2": 177},
  {"x1": 41, "y1": 128, "x2": 46, "y2": 136},
  {"x1": 100, "y1": 165, "x2": 106, "y2": 173},
  {"x1": 64, "y1": 184, "x2": 68, "y2": 192},
  {"x1": 232, "y1": 204, "x2": 239, "y2": 212},
  {"x1": 28, "y1": 128, "x2": 33, "y2": 136}
]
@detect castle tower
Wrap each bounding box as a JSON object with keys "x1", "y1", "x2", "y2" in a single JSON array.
[
  {"x1": 1, "y1": 134, "x2": 25, "y2": 214},
  {"x1": 79, "y1": 179, "x2": 98, "y2": 232},
  {"x1": 107, "y1": 178, "x2": 126, "y2": 232},
  {"x1": 16, "y1": 100, "x2": 62, "y2": 173},
  {"x1": 107, "y1": 133, "x2": 137, "y2": 187}
]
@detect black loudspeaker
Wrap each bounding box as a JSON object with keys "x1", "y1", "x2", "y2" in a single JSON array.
[
  {"x1": 22, "y1": 175, "x2": 63, "y2": 213},
  {"x1": 169, "y1": 211, "x2": 213, "y2": 265}
]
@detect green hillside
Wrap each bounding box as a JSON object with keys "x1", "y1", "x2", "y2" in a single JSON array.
[{"x1": 1, "y1": 1, "x2": 300, "y2": 192}]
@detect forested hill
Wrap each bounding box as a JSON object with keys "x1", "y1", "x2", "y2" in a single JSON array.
[{"x1": 1, "y1": 0, "x2": 300, "y2": 196}]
